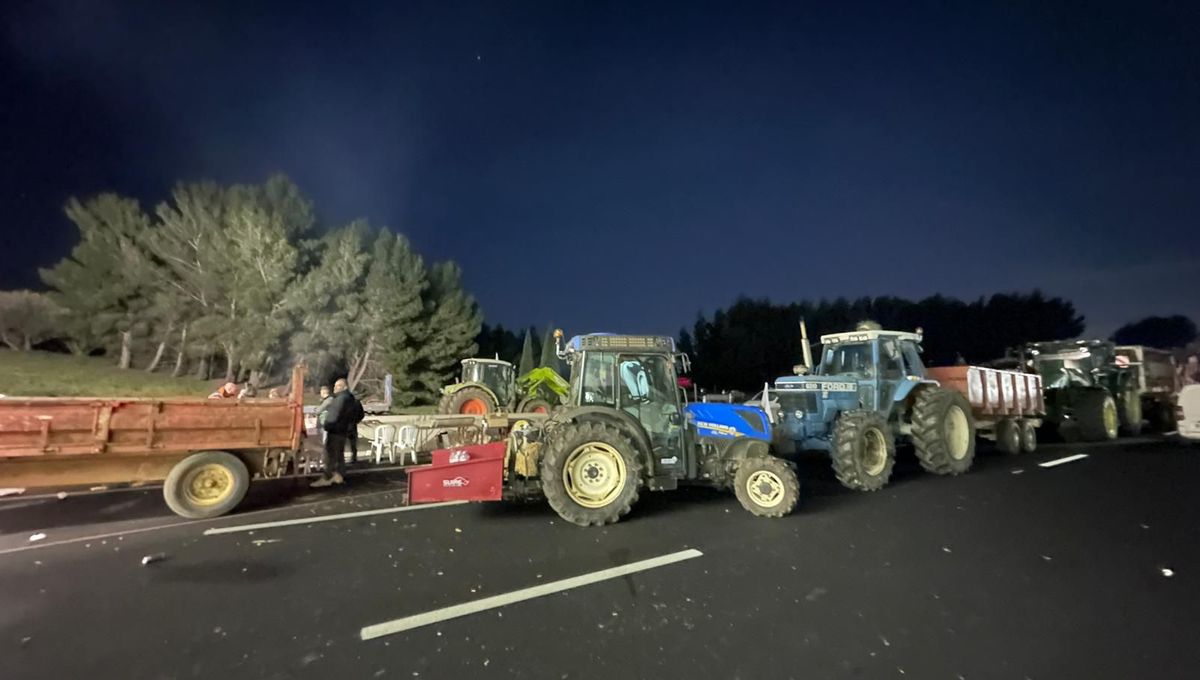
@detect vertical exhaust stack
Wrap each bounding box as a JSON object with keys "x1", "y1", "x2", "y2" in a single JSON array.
[
  {"x1": 553, "y1": 329, "x2": 566, "y2": 360},
  {"x1": 800, "y1": 319, "x2": 814, "y2": 373}
]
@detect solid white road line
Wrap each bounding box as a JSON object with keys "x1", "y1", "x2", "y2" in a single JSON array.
[
  {"x1": 0, "y1": 487, "x2": 412, "y2": 557},
  {"x1": 1039, "y1": 453, "x2": 1090, "y2": 468},
  {"x1": 359, "y1": 548, "x2": 705, "y2": 641},
  {"x1": 203, "y1": 500, "x2": 465, "y2": 536}
]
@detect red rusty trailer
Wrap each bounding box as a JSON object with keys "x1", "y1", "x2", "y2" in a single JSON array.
[
  {"x1": 926, "y1": 365, "x2": 1045, "y2": 454},
  {"x1": 0, "y1": 367, "x2": 306, "y2": 518}
]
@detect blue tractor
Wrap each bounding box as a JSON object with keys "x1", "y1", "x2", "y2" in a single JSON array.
[
  {"x1": 766, "y1": 323, "x2": 976, "y2": 491},
  {"x1": 506, "y1": 331, "x2": 801, "y2": 526}
]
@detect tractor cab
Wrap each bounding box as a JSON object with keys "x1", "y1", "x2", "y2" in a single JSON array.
[
  {"x1": 438, "y1": 358, "x2": 516, "y2": 415},
  {"x1": 772, "y1": 329, "x2": 932, "y2": 449},
  {"x1": 564, "y1": 334, "x2": 686, "y2": 466}
]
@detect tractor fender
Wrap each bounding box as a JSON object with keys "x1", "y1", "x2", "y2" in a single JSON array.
[
  {"x1": 549, "y1": 406, "x2": 657, "y2": 478},
  {"x1": 893, "y1": 378, "x2": 936, "y2": 404},
  {"x1": 723, "y1": 437, "x2": 770, "y2": 461}
]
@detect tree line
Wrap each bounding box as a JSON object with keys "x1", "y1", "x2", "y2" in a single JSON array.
[
  {"x1": 0, "y1": 175, "x2": 481, "y2": 405},
  {"x1": 680, "y1": 292, "x2": 1089, "y2": 393}
]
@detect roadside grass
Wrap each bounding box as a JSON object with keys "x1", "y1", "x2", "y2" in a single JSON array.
[
  {"x1": 0, "y1": 350, "x2": 448, "y2": 411},
  {"x1": 0, "y1": 350, "x2": 216, "y2": 397}
]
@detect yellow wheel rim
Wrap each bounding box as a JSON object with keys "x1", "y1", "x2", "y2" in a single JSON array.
[
  {"x1": 562, "y1": 442, "x2": 627, "y2": 509},
  {"x1": 1103, "y1": 398, "x2": 1118, "y2": 438},
  {"x1": 862, "y1": 428, "x2": 888, "y2": 476},
  {"x1": 183, "y1": 464, "x2": 234, "y2": 507},
  {"x1": 745, "y1": 469, "x2": 786, "y2": 508},
  {"x1": 945, "y1": 406, "x2": 971, "y2": 460}
]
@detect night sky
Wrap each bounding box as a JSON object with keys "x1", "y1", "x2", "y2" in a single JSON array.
[{"x1": 2, "y1": 1, "x2": 1197, "y2": 337}]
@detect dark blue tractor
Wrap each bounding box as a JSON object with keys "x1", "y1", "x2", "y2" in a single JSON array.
[
  {"x1": 509, "y1": 332, "x2": 801, "y2": 526},
  {"x1": 766, "y1": 325, "x2": 976, "y2": 491}
]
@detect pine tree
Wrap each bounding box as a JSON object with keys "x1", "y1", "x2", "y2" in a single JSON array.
[
  {"x1": 361, "y1": 230, "x2": 428, "y2": 406},
  {"x1": 40, "y1": 194, "x2": 157, "y2": 364},
  {"x1": 287, "y1": 223, "x2": 372, "y2": 385},
  {"x1": 414, "y1": 261, "x2": 483, "y2": 396},
  {"x1": 0, "y1": 291, "x2": 65, "y2": 350},
  {"x1": 518, "y1": 329, "x2": 536, "y2": 376}
]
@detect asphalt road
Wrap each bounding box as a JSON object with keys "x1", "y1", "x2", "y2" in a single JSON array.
[{"x1": 2, "y1": 437, "x2": 1198, "y2": 679}]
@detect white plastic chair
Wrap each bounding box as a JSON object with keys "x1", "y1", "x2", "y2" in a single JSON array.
[
  {"x1": 371, "y1": 424, "x2": 398, "y2": 464},
  {"x1": 394, "y1": 425, "x2": 419, "y2": 465}
]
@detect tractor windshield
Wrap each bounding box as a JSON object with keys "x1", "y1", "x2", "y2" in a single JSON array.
[{"x1": 819, "y1": 343, "x2": 874, "y2": 377}]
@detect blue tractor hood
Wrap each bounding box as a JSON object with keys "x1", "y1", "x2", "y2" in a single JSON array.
[
  {"x1": 684, "y1": 402, "x2": 772, "y2": 441},
  {"x1": 773, "y1": 375, "x2": 859, "y2": 394}
]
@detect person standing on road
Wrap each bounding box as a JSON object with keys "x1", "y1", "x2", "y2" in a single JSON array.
[
  {"x1": 315, "y1": 385, "x2": 333, "y2": 443},
  {"x1": 312, "y1": 379, "x2": 355, "y2": 487}
]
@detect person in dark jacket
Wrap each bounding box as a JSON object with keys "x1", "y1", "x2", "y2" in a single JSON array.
[{"x1": 311, "y1": 378, "x2": 360, "y2": 487}]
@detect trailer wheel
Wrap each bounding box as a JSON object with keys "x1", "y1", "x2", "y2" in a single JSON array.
[
  {"x1": 912, "y1": 387, "x2": 977, "y2": 475},
  {"x1": 831, "y1": 411, "x2": 895, "y2": 491},
  {"x1": 996, "y1": 418, "x2": 1021, "y2": 455},
  {"x1": 440, "y1": 387, "x2": 497, "y2": 415},
  {"x1": 539, "y1": 421, "x2": 641, "y2": 526},
  {"x1": 1020, "y1": 420, "x2": 1038, "y2": 453},
  {"x1": 734, "y1": 456, "x2": 800, "y2": 518},
  {"x1": 1077, "y1": 391, "x2": 1119, "y2": 442},
  {"x1": 163, "y1": 451, "x2": 250, "y2": 519}
]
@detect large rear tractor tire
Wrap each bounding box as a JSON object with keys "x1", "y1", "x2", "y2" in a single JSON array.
[
  {"x1": 831, "y1": 411, "x2": 895, "y2": 491},
  {"x1": 516, "y1": 397, "x2": 553, "y2": 414},
  {"x1": 439, "y1": 386, "x2": 497, "y2": 415},
  {"x1": 539, "y1": 421, "x2": 642, "y2": 526},
  {"x1": 912, "y1": 387, "x2": 977, "y2": 476},
  {"x1": 1077, "y1": 390, "x2": 1119, "y2": 442},
  {"x1": 163, "y1": 451, "x2": 250, "y2": 519},
  {"x1": 1020, "y1": 420, "x2": 1038, "y2": 453},
  {"x1": 996, "y1": 418, "x2": 1021, "y2": 455},
  {"x1": 734, "y1": 456, "x2": 800, "y2": 517}
]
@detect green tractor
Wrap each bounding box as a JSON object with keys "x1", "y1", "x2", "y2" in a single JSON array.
[
  {"x1": 1024, "y1": 340, "x2": 1141, "y2": 441},
  {"x1": 438, "y1": 358, "x2": 567, "y2": 415}
]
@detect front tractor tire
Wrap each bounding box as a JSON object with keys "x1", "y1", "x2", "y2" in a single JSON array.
[
  {"x1": 912, "y1": 387, "x2": 977, "y2": 476},
  {"x1": 539, "y1": 421, "x2": 642, "y2": 527},
  {"x1": 516, "y1": 397, "x2": 553, "y2": 414},
  {"x1": 439, "y1": 386, "x2": 497, "y2": 415},
  {"x1": 734, "y1": 457, "x2": 800, "y2": 518},
  {"x1": 1077, "y1": 390, "x2": 1119, "y2": 442},
  {"x1": 831, "y1": 411, "x2": 896, "y2": 491}
]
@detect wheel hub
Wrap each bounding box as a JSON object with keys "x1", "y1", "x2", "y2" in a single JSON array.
[
  {"x1": 862, "y1": 429, "x2": 888, "y2": 476},
  {"x1": 745, "y1": 470, "x2": 785, "y2": 508},
  {"x1": 945, "y1": 406, "x2": 970, "y2": 460},
  {"x1": 563, "y1": 442, "x2": 627, "y2": 509},
  {"x1": 184, "y1": 464, "x2": 234, "y2": 506}
]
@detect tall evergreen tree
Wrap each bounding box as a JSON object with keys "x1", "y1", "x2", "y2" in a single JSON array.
[
  {"x1": 518, "y1": 329, "x2": 536, "y2": 376},
  {"x1": 362, "y1": 230, "x2": 428, "y2": 405},
  {"x1": 41, "y1": 194, "x2": 157, "y2": 365},
  {"x1": 287, "y1": 223, "x2": 372, "y2": 385},
  {"x1": 414, "y1": 261, "x2": 483, "y2": 394}
]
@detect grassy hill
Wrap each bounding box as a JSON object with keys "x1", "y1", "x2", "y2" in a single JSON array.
[{"x1": 0, "y1": 350, "x2": 216, "y2": 398}]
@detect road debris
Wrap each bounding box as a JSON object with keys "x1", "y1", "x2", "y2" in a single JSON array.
[
  {"x1": 28, "y1": 533, "x2": 46, "y2": 542},
  {"x1": 1011, "y1": 469, "x2": 1024, "y2": 475},
  {"x1": 941, "y1": 546, "x2": 952, "y2": 553},
  {"x1": 1161, "y1": 568, "x2": 1175, "y2": 578},
  {"x1": 141, "y1": 553, "x2": 167, "y2": 566},
  {"x1": 0, "y1": 487, "x2": 26, "y2": 497},
  {"x1": 56, "y1": 491, "x2": 69, "y2": 500}
]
